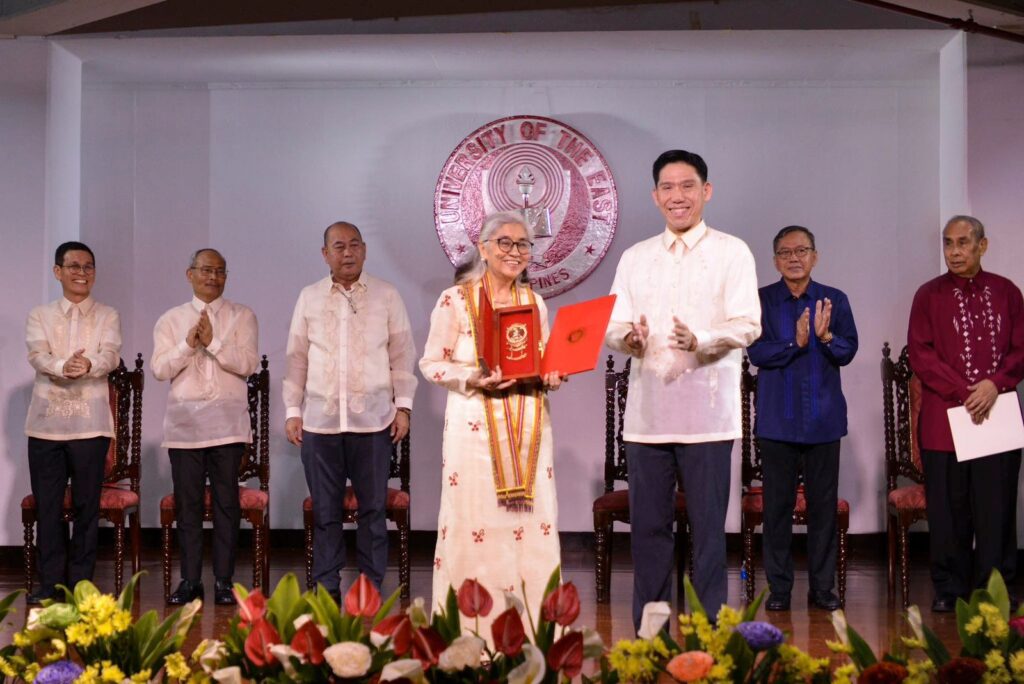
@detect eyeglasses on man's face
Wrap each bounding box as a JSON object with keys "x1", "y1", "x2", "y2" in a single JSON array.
[
  {"x1": 191, "y1": 267, "x2": 228, "y2": 278},
  {"x1": 774, "y1": 247, "x2": 815, "y2": 260},
  {"x1": 61, "y1": 263, "x2": 96, "y2": 275},
  {"x1": 486, "y1": 237, "x2": 534, "y2": 255}
]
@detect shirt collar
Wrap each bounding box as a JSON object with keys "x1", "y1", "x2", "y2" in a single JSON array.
[
  {"x1": 947, "y1": 268, "x2": 985, "y2": 287},
  {"x1": 191, "y1": 296, "x2": 224, "y2": 314},
  {"x1": 661, "y1": 220, "x2": 708, "y2": 253},
  {"x1": 329, "y1": 272, "x2": 368, "y2": 294},
  {"x1": 775, "y1": 277, "x2": 817, "y2": 300},
  {"x1": 60, "y1": 296, "x2": 95, "y2": 315}
]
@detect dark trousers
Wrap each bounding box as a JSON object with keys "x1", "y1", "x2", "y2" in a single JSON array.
[
  {"x1": 301, "y1": 429, "x2": 392, "y2": 591},
  {"x1": 626, "y1": 440, "x2": 733, "y2": 630},
  {"x1": 922, "y1": 448, "x2": 1021, "y2": 599},
  {"x1": 169, "y1": 443, "x2": 244, "y2": 583},
  {"x1": 759, "y1": 438, "x2": 840, "y2": 596},
  {"x1": 28, "y1": 436, "x2": 109, "y2": 591}
]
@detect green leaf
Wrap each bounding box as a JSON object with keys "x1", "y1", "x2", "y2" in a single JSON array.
[
  {"x1": 919, "y1": 621, "x2": 951, "y2": 666},
  {"x1": 742, "y1": 588, "x2": 767, "y2": 622},
  {"x1": 956, "y1": 597, "x2": 984, "y2": 657},
  {"x1": 373, "y1": 586, "x2": 403, "y2": 627},
  {"x1": 117, "y1": 572, "x2": 144, "y2": 612},
  {"x1": 845, "y1": 623, "x2": 878, "y2": 670},
  {"x1": 682, "y1": 575, "x2": 706, "y2": 618},
  {"x1": 986, "y1": 569, "x2": 1011, "y2": 620},
  {"x1": 444, "y1": 586, "x2": 461, "y2": 641},
  {"x1": 72, "y1": 579, "x2": 100, "y2": 606},
  {"x1": 543, "y1": 565, "x2": 562, "y2": 599},
  {"x1": 265, "y1": 573, "x2": 304, "y2": 640},
  {"x1": 305, "y1": 589, "x2": 343, "y2": 643},
  {"x1": 0, "y1": 589, "x2": 25, "y2": 618},
  {"x1": 233, "y1": 582, "x2": 250, "y2": 602},
  {"x1": 721, "y1": 632, "x2": 754, "y2": 683}
]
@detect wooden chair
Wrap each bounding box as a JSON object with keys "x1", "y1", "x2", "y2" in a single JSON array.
[
  {"x1": 592, "y1": 355, "x2": 689, "y2": 604},
  {"x1": 881, "y1": 342, "x2": 927, "y2": 608},
  {"x1": 21, "y1": 354, "x2": 145, "y2": 595},
  {"x1": 159, "y1": 355, "x2": 270, "y2": 601},
  {"x1": 302, "y1": 433, "x2": 411, "y2": 598},
  {"x1": 739, "y1": 355, "x2": 849, "y2": 605}
]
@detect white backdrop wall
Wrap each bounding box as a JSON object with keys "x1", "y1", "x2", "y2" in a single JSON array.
[{"x1": 3, "y1": 30, "x2": 1019, "y2": 545}]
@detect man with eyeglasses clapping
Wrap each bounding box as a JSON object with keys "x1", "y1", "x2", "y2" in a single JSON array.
[
  {"x1": 25, "y1": 242, "x2": 123, "y2": 604},
  {"x1": 152, "y1": 248, "x2": 258, "y2": 605},
  {"x1": 747, "y1": 226, "x2": 858, "y2": 613}
]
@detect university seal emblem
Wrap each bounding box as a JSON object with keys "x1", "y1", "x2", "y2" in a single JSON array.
[{"x1": 433, "y1": 115, "x2": 618, "y2": 297}]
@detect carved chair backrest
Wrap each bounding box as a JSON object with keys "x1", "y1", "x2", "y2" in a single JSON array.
[
  {"x1": 881, "y1": 343, "x2": 925, "y2": 491},
  {"x1": 104, "y1": 354, "x2": 144, "y2": 494},
  {"x1": 603, "y1": 355, "x2": 631, "y2": 492},
  {"x1": 241, "y1": 356, "x2": 270, "y2": 491}
]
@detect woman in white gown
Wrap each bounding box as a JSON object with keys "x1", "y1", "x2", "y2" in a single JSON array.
[{"x1": 420, "y1": 212, "x2": 564, "y2": 638}]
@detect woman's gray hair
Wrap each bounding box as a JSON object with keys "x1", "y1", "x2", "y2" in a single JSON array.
[{"x1": 454, "y1": 211, "x2": 534, "y2": 285}]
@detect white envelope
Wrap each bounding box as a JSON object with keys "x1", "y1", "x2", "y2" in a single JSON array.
[{"x1": 947, "y1": 392, "x2": 1024, "y2": 462}]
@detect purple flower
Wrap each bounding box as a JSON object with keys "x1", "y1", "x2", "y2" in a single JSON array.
[
  {"x1": 35, "y1": 661, "x2": 84, "y2": 684},
  {"x1": 734, "y1": 621, "x2": 784, "y2": 650}
]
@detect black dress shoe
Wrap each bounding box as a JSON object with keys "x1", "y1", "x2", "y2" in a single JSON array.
[
  {"x1": 26, "y1": 587, "x2": 59, "y2": 605},
  {"x1": 931, "y1": 595, "x2": 958, "y2": 613},
  {"x1": 214, "y1": 580, "x2": 236, "y2": 606},
  {"x1": 808, "y1": 589, "x2": 841, "y2": 611},
  {"x1": 766, "y1": 593, "x2": 791, "y2": 611},
  {"x1": 167, "y1": 579, "x2": 204, "y2": 605}
]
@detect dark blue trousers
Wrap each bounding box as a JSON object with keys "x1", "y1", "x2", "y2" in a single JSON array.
[
  {"x1": 626, "y1": 439, "x2": 733, "y2": 630},
  {"x1": 301, "y1": 429, "x2": 392, "y2": 592},
  {"x1": 28, "y1": 436, "x2": 109, "y2": 591}
]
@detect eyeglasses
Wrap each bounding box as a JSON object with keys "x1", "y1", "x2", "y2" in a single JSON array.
[
  {"x1": 486, "y1": 237, "x2": 534, "y2": 255},
  {"x1": 191, "y1": 267, "x2": 228, "y2": 278},
  {"x1": 775, "y1": 247, "x2": 815, "y2": 259},
  {"x1": 61, "y1": 263, "x2": 95, "y2": 275}
]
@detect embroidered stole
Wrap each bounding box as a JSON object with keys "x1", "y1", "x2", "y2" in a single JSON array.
[{"x1": 462, "y1": 279, "x2": 544, "y2": 510}]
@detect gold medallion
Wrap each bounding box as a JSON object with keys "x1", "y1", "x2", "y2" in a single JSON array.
[{"x1": 505, "y1": 323, "x2": 528, "y2": 361}]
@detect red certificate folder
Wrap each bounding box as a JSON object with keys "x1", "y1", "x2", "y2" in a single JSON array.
[{"x1": 540, "y1": 294, "x2": 617, "y2": 377}]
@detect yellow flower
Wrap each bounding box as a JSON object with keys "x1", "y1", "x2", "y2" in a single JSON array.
[
  {"x1": 0, "y1": 655, "x2": 17, "y2": 678},
  {"x1": 607, "y1": 637, "x2": 671, "y2": 682},
  {"x1": 832, "y1": 663, "x2": 857, "y2": 684},
  {"x1": 906, "y1": 659, "x2": 936, "y2": 684},
  {"x1": 984, "y1": 650, "x2": 1012, "y2": 684},
  {"x1": 707, "y1": 654, "x2": 734, "y2": 682},
  {"x1": 12, "y1": 631, "x2": 32, "y2": 648},
  {"x1": 966, "y1": 615, "x2": 985, "y2": 635},
  {"x1": 100, "y1": 662, "x2": 126, "y2": 683},
  {"x1": 825, "y1": 638, "x2": 854, "y2": 654},
  {"x1": 165, "y1": 652, "x2": 192, "y2": 680},
  {"x1": 901, "y1": 636, "x2": 926, "y2": 650},
  {"x1": 77, "y1": 664, "x2": 101, "y2": 684},
  {"x1": 776, "y1": 643, "x2": 828, "y2": 678},
  {"x1": 1009, "y1": 649, "x2": 1024, "y2": 679},
  {"x1": 23, "y1": 662, "x2": 40, "y2": 683},
  {"x1": 66, "y1": 621, "x2": 95, "y2": 648},
  {"x1": 130, "y1": 669, "x2": 153, "y2": 684}
]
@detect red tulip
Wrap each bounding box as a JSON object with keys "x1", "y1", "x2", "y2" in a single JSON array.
[
  {"x1": 491, "y1": 608, "x2": 526, "y2": 657},
  {"x1": 547, "y1": 631, "x2": 584, "y2": 679},
  {"x1": 235, "y1": 588, "x2": 266, "y2": 626},
  {"x1": 373, "y1": 614, "x2": 414, "y2": 655},
  {"x1": 542, "y1": 582, "x2": 581, "y2": 626},
  {"x1": 411, "y1": 626, "x2": 448, "y2": 667},
  {"x1": 457, "y1": 578, "x2": 493, "y2": 618},
  {"x1": 244, "y1": 618, "x2": 281, "y2": 668},
  {"x1": 1011, "y1": 616, "x2": 1024, "y2": 637},
  {"x1": 343, "y1": 574, "x2": 382, "y2": 618},
  {"x1": 290, "y1": 619, "x2": 326, "y2": 666}
]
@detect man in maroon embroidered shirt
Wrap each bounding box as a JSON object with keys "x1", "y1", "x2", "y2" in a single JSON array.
[{"x1": 908, "y1": 215, "x2": 1024, "y2": 613}]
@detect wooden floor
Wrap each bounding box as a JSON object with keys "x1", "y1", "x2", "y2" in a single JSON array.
[{"x1": 0, "y1": 540, "x2": 978, "y2": 660}]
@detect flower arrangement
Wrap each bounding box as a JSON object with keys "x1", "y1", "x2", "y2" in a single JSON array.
[
  {"x1": 601, "y1": 577, "x2": 830, "y2": 683},
  {"x1": 828, "y1": 569, "x2": 1024, "y2": 684},
  {"x1": 1, "y1": 574, "x2": 200, "y2": 684}
]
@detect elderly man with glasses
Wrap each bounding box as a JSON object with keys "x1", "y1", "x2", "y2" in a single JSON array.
[
  {"x1": 747, "y1": 225, "x2": 858, "y2": 612},
  {"x1": 152, "y1": 248, "x2": 258, "y2": 605}
]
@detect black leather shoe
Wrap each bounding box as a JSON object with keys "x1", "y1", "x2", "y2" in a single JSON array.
[
  {"x1": 808, "y1": 589, "x2": 841, "y2": 611},
  {"x1": 26, "y1": 587, "x2": 59, "y2": 605},
  {"x1": 931, "y1": 595, "x2": 957, "y2": 613},
  {"x1": 766, "y1": 593, "x2": 791, "y2": 611},
  {"x1": 167, "y1": 579, "x2": 204, "y2": 605},
  {"x1": 214, "y1": 580, "x2": 236, "y2": 606}
]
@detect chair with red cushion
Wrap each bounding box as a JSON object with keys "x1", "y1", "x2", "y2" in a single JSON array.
[
  {"x1": 21, "y1": 354, "x2": 145, "y2": 595},
  {"x1": 739, "y1": 355, "x2": 850, "y2": 605},
  {"x1": 302, "y1": 433, "x2": 411, "y2": 597},
  {"x1": 159, "y1": 355, "x2": 270, "y2": 601},
  {"x1": 882, "y1": 343, "x2": 926, "y2": 608},
  {"x1": 593, "y1": 355, "x2": 690, "y2": 604}
]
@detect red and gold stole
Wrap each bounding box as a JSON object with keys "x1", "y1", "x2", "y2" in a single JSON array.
[{"x1": 462, "y1": 277, "x2": 544, "y2": 510}]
